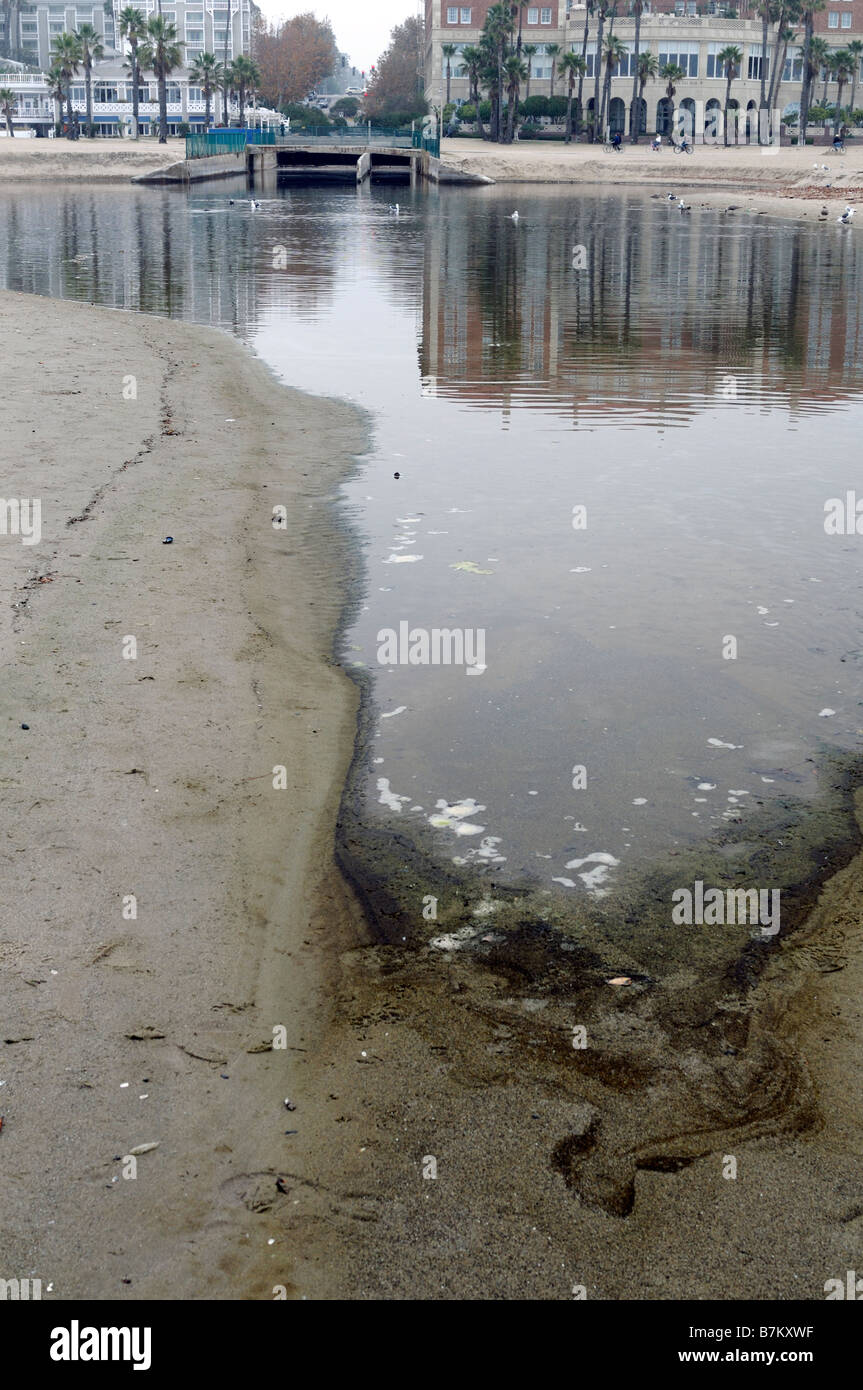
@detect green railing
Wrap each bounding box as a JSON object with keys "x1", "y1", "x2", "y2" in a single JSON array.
[{"x1": 185, "y1": 129, "x2": 247, "y2": 158}]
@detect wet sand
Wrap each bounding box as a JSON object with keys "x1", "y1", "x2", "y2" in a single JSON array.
[{"x1": 4, "y1": 275, "x2": 863, "y2": 1301}]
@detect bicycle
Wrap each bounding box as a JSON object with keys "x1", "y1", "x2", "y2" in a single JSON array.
[
  {"x1": 672, "y1": 141, "x2": 693, "y2": 154},
  {"x1": 603, "y1": 140, "x2": 623, "y2": 153},
  {"x1": 830, "y1": 142, "x2": 847, "y2": 154}
]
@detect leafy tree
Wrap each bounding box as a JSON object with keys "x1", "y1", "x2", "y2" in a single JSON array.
[
  {"x1": 189, "y1": 52, "x2": 221, "y2": 128},
  {"x1": 559, "y1": 50, "x2": 586, "y2": 143},
  {"x1": 140, "y1": 15, "x2": 183, "y2": 144},
  {"x1": 0, "y1": 85, "x2": 15, "y2": 135},
  {"x1": 442, "y1": 41, "x2": 457, "y2": 106},
  {"x1": 798, "y1": 0, "x2": 827, "y2": 142},
  {"x1": 659, "y1": 60, "x2": 686, "y2": 138},
  {"x1": 76, "y1": 22, "x2": 104, "y2": 137},
  {"x1": 331, "y1": 95, "x2": 359, "y2": 117},
  {"x1": 522, "y1": 42, "x2": 537, "y2": 104},
  {"x1": 51, "y1": 31, "x2": 81, "y2": 136},
  {"x1": 716, "y1": 45, "x2": 742, "y2": 145},
  {"x1": 254, "y1": 12, "x2": 338, "y2": 110},
  {"x1": 119, "y1": 7, "x2": 147, "y2": 139},
  {"x1": 364, "y1": 14, "x2": 426, "y2": 122},
  {"x1": 229, "y1": 53, "x2": 260, "y2": 125}
]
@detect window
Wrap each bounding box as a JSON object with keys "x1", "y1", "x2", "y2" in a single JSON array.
[
  {"x1": 186, "y1": 28, "x2": 203, "y2": 41},
  {"x1": 828, "y1": 11, "x2": 839, "y2": 25},
  {"x1": 540, "y1": 6, "x2": 552, "y2": 20},
  {"x1": 460, "y1": 6, "x2": 472, "y2": 20},
  {"x1": 842, "y1": 12, "x2": 851, "y2": 25},
  {"x1": 185, "y1": 46, "x2": 202, "y2": 59},
  {"x1": 658, "y1": 44, "x2": 698, "y2": 77},
  {"x1": 187, "y1": 86, "x2": 203, "y2": 101},
  {"x1": 527, "y1": 6, "x2": 538, "y2": 19},
  {"x1": 166, "y1": 85, "x2": 181, "y2": 103},
  {"x1": 674, "y1": 0, "x2": 697, "y2": 12},
  {"x1": 70, "y1": 85, "x2": 85, "y2": 101},
  {"x1": 707, "y1": 43, "x2": 736, "y2": 77},
  {"x1": 782, "y1": 47, "x2": 803, "y2": 82},
  {"x1": 94, "y1": 84, "x2": 119, "y2": 101},
  {"x1": 748, "y1": 47, "x2": 768, "y2": 80},
  {"x1": 576, "y1": 40, "x2": 597, "y2": 78},
  {"x1": 446, "y1": 5, "x2": 457, "y2": 18}
]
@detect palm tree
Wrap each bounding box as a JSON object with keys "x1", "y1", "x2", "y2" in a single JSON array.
[
  {"x1": 228, "y1": 54, "x2": 259, "y2": 127},
  {"x1": 847, "y1": 37, "x2": 863, "y2": 117},
  {"x1": 559, "y1": 49, "x2": 586, "y2": 143},
  {"x1": 119, "y1": 7, "x2": 147, "y2": 140},
  {"x1": 140, "y1": 15, "x2": 183, "y2": 144},
  {"x1": 591, "y1": 1, "x2": 610, "y2": 141},
  {"x1": 833, "y1": 47, "x2": 854, "y2": 135},
  {"x1": 545, "y1": 41, "x2": 560, "y2": 98},
  {"x1": 599, "y1": 33, "x2": 627, "y2": 139},
  {"x1": 766, "y1": 0, "x2": 802, "y2": 112},
  {"x1": 482, "y1": 2, "x2": 514, "y2": 142},
  {"x1": 798, "y1": 0, "x2": 827, "y2": 143},
  {"x1": 76, "y1": 22, "x2": 104, "y2": 137},
  {"x1": 659, "y1": 61, "x2": 685, "y2": 141},
  {"x1": 0, "y1": 87, "x2": 16, "y2": 136},
  {"x1": 504, "y1": 53, "x2": 527, "y2": 142},
  {"x1": 629, "y1": 0, "x2": 644, "y2": 142},
  {"x1": 522, "y1": 42, "x2": 537, "y2": 104},
  {"x1": 442, "y1": 42, "x2": 457, "y2": 108},
  {"x1": 51, "y1": 31, "x2": 82, "y2": 136},
  {"x1": 47, "y1": 64, "x2": 65, "y2": 131},
  {"x1": 755, "y1": 0, "x2": 774, "y2": 120},
  {"x1": 189, "y1": 51, "x2": 221, "y2": 129},
  {"x1": 636, "y1": 49, "x2": 657, "y2": 140},
  {"x1": 717, "y1": 45, "x2": 742, "y2": 146}
]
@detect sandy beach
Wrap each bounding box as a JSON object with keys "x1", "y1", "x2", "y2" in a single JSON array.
[
  {"x1": 0, "y1": 288, "x2": 367, "y2": 1299},
  {"x1": 0, "y1": 138, "x2": 183, "y2": 181}
]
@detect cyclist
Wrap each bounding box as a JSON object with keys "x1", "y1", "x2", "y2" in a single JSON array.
[
  {"x1": 833, "y1": 129, "x2": 845, "y2": 153},
  {"x1": 611, "y1": 130, "x2": 622, "y2": 151}
]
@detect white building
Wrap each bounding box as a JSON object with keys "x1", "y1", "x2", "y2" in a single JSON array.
[{"x1": 15, "y1": 0, "x2": 254, "y2": 74}]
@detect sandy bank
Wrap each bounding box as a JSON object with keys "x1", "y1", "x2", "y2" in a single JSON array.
[
  {"x1": 443, "y1": 139, "x2": 863, "y2": 219},
  {"x1": 0, "y1": 288, "x2": 368, "y2": 1298},
  {"x1": 0, "y1": 139, "x2": 185, "y2": 182}
]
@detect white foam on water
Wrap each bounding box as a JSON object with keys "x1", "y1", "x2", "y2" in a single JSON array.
[
  {"x1": 708, "y1": 738, "x2": 742, "y2": 749},
  {"x1": 381, "y1": 706, "x2": 407, "y2": 719},
  {"x1": 697, "y1": 782, "x2": 716, "y2": 790},
  {"x1": 819, "y1": 708, "x2": 836, "y2": 717},
  {"x1": 383, "y1": 553, "x2": 424, "y2": 564},
  {"x1": 377, "y1": 778, "x2": 411, "y2": 813}
]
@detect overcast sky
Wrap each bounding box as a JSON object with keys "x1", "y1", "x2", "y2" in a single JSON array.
[{"x1": 256, "y1": 2, "x2": 418, "y2": 74}]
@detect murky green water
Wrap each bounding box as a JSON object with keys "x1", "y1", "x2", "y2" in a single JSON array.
[{"x1": 2, "y1": 176, "x2": 862, "y2": 902}]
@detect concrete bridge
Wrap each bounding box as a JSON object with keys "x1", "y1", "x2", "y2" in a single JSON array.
[{"x1": 136, "y1": 134, "x2": 489, "y2": 188}]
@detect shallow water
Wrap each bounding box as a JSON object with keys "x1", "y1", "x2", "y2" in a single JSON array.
[{"x1": 2, "y1": 177, "x2": 862, "y2": 900}]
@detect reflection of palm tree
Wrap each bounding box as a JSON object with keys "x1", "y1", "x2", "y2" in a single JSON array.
[
  {"x1": 559, "y1": 50, "x2": 586, "y2": 143},
  {"x1": 717, "y1": 46, "x2": 742, "y2": 146}
]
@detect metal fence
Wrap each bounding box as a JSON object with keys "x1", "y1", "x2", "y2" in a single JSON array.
[{"x1": 186, "y1": 125, "x2": 440, "y2": 160}]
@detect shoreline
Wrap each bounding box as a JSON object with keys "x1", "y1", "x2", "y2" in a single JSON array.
[{"x1": 0, "y1": 287, "x2": 369, "y2": 1299}]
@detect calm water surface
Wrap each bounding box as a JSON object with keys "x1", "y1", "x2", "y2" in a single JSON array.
[{"x1": 2, "y1": 177, "x2": 862, "y2": 897}]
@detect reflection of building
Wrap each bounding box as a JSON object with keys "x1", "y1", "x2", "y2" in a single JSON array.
[
  {"x1": 425, "y1": 0, "x2": 863, "y2": 136},
  {"x1": 420, "y1": 200, "x2": 863, "y2": 420}
]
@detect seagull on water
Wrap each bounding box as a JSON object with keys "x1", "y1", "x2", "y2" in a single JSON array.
[
  {"x1": 667, "y1": 192, "x2": 677, "y2": 201},
  {"x1": 388, "y1": 203, "x2": 400, "y2": 215},
  {"x1": 838, "y1": 205, "x2": 855, "y2": 224},
  {"x1": 510, "y1": 210, "x2": 519, "y2": 221},
  {"x1": 678, "y1": 198, "x2": 691, "y2": 212}
]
